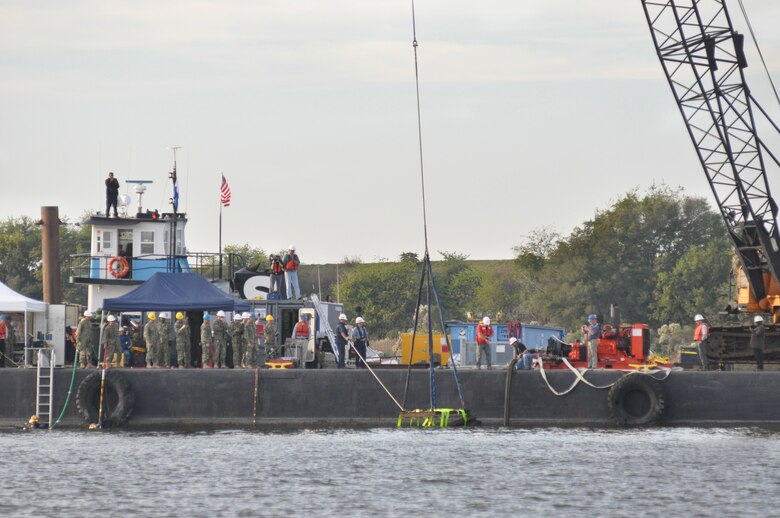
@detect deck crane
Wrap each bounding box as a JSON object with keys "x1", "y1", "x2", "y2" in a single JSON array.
[{"x1": 641, "y1": 0, "x2": 780, "y2": 364}]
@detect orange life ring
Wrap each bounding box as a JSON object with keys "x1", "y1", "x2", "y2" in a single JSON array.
[{"x1": 108, "y1": 256, "x2": 130, "y2": 278}]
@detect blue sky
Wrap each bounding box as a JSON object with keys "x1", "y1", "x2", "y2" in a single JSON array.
[{"x1": 2, "y1": 1, "x2": 780, "y2": 263}]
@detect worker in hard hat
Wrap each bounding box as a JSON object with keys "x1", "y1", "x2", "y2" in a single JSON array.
[
  {"x1": 174, "y1": 312, "x2": 191, "y2": 368},
  {"x1": 510, "y1": 337, "x2": 532, "y2": 370},
  {"x1": 263, "y1": 314, "x2": 277, "y2": 361},
  {"x1": 350, "y1": 316, "x2": 368, "y2": 369},
  {"x1": 156, "y1": 312, "x2": 172, "y2": 368},
  {"x1": 230, "y1": 313, "x2": 245, "y2": 368},
  {"x1": 750, "y1": 315, "x2": 765, "y2": 371},
  {"x1": 476, "y1": 316, "x2": 494, "y2": 370},
  {"x1": 335, "y1": 314, "x2": 349, "y2": 368},
  {"x1": 581, "y1": 314, "x2": 600, "y2": 369},
  {"x1": 693, "y1": 314, "x2": 709, "y2": 370},
  {"x1": 211, "y1": 310, "x2": 228, "y2": 368},
  {"x1": 201, "y1": 313, "x2": 213, "y2": 368},
  {"x1": 103, "y1": 314, "x2": 121, "y2": 367},
  {"x1": 76, "y1": 310, "x2": 95, "y2": 368},
  {"x1": 144, "y1": 312, "x2": 159, "y2": 368},
  {"x1": 269, "y1": 254, "x2": 284, "y2": 297},
  {"x1": 282, "y1": 245, "x2": 301, "y2": 300},
  {"x1": 242, "y1": 312, "x2": 258, "y2": 367}
]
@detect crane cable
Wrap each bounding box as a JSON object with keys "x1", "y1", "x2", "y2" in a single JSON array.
[{"x1": 736, "y1": 0, "x2": 780, "y2": 110}]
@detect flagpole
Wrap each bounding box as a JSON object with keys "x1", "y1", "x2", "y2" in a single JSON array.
[{"x1": 219, "y1": 178, "x2": 223, "y2": 280}]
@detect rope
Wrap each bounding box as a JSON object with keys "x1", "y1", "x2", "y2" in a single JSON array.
[
  {"x1": 503, "y1": 358, "x2": 518, "y2": 426},
  {"x1": 349, "y1": 340, "x2": 404, "y2": 411},
  {"x1": 252, "y1": 366, "x2": 259, "y2": 428},
  {"x1": 96, "y1": 344, "x2": 109, "y2": 428},
  {"x1": 401, "y1": 259, "x2": 428, "y2": 410},
  {"x1": 736, "y1": 0, "x2": 780, "y2": 109},
  {"x1": 411, "y1": 0, "x2": 429, "y2": 253},
  {"x1": 425, "y1": 257, "x2": 436, "y2": 409}
]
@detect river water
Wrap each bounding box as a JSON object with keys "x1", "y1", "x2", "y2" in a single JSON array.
[{"x1": 2, "y1": 427, "x2": 779, "y2": 517}]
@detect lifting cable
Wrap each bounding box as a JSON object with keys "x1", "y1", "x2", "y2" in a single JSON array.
[
  {"x1": 736, "y1": 0, "x2": 780, "y2": 110},
  {"x1": 349, "y1": 341, "x2": 404, "y2": 411}
]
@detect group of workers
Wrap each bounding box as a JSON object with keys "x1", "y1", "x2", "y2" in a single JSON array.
[{"x1": 269, "y1": 245, "x2": 302, "y2": 300}]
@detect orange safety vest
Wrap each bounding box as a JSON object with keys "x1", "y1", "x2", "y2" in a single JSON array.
[
  {"x1": 476, "y1": 324, "x2": 493, "y2": 345},
  {"x1": 693, "y1": 322, "x2": 708, "y2": 341},
  {"x1": 295, "y1": 321, "x2": 309, "y2": 337},
  {"x1": 285, "y1": 255, "x2": 299, "y2": 271},
  {"x1": 271, "y1": 260, "x2": 283, "y2": 275}
]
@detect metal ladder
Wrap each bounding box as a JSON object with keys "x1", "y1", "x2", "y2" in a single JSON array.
[
  {"x1": 36, "y1": 349, "x2": 55, "y2": 428},
  {"x1": 310, "y1": 294, "x2": 340, "y2": 364}
]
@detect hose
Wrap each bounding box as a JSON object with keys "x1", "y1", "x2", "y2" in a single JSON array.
[
  {"x1": 503, "y1": 358, "x2": 518, "y2": 426},
  {"x1": 50, "y1": 358, "x2": 78, "y2": 430}
]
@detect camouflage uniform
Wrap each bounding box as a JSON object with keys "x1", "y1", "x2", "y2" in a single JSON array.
[
  {"x1": 212, "y1": 317, "x2": 229, "y2": 368},
  {"x1": 201, "y1": 320, "x2": 213, "y2": 367},
  {"x1": 230, "y1": 319, "x2": 245, "y2": 368},
  {"x1": 175, "y1": 318, "x2": 191, "y2": 368},
  {"x1": 144, "y1": 319, "x2": 159, "y2": 367},
  {"x1": 156, "y1": 318, "x2": 171, "y2": 367},
  {"x1": 264, "y1": 321, "x2": 277, "y2": 359},
  {"x1": 243, "y1": 317, "x2": 258, "y2": 367},
  {"x1": 4, "y1": 320, "x2": 15, "y2": 366},
  {"x1": 76, "y1": 317, "x2": 94, "y2": 368},
  {"x1": 103, "y1": 321, "x2": 120, "y2": 366}
]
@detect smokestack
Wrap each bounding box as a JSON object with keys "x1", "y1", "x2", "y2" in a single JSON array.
[{"x1": 41, "y1": 206, "x2": 63, "y2": 304}]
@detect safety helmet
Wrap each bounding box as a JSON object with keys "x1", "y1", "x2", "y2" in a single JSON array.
[
  {"x1": 509, "y1": 337, "x2": 517, "y2": 345},
  {"x1": 482, "y1": 316, "x2": 490, "y2": 325},
  {"x1": 355, "y1": 316, "x2": 365, "y2": 324},
  {"x1": 754, "y1": 316, "x2": 764, "y2": 323},
  {"x1": 242, "y1": 312, "x2": 251, "y2": 319},
  {"x1": 233, "y1": 313, "x2": 242, "y2": 321},
  {"x1": 107, "y1": 315, "x2": 116, "y2": 322},
  {"x1": 694, "y1": 314, "x2": 704, "y2": 322},
  {"x1": 159, "y1": 312, "x2": 167, "y2": 320},
  {"x1": 29, "y1": 415, "x2": 39, "y2": 424},
  {"x1": 265, "y1": 314, "x2": 273, "y2": 321},
  {"x1": 148, "y1": 312, "x2": 156, "y2": 320},
  {"x1": 588, "y1": 314, "x2": 597, "y2": 321},
  {"x1": 203, "y1": 313, "x2": 211, "y2": 321},
  {"x1": 84, "y1": 310, "x2": 93, "y2": 318},
  {"x1": 339, "y1": 313, "x2": 347, "y2": 321},
  {"x1": 176, "y1": 312, "x2": 184, "y2": 320},
  {"x1": 288, "y1": 244, "x2": 296, "y2": 251},
  {"x1": 217, "y1": 310, "x2": 226, "y2": 318}
]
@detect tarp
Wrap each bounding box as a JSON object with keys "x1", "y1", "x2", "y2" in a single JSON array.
[
  {"x1": 0, "y1": 280, "x2": 46, "y2": 312},
  {"x1": 103, "y1": 273, "x2": 251, "y2": 312}
]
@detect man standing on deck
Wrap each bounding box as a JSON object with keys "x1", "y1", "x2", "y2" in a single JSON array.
[
  {"x1": 693, "y1": 314, "x2": 709, "y2": 371},
  {"x1": 212, "y1": 310, "x2": 229, "y2": 368},
  {"x1": 282, "y1": 245, "x2": 301, "y2": 299},
  {"x1": 335, "y1": 314, "x2": 349, "y2": 369},
  {"x1": 201, "y1": 313, "x2": 213, "y2": 368},
  {"x1": 156, "y1": 313, "x2": 171, "y2": 368},
  {"x1": 175, "y1": 312, "x2": 190, "y2": 368},
  {"x1": 581, "y1": 314, "x2": 601, "y2": 369},
  {"x1": 144, "y1": 312, "x2": 159, "y2": 368},
  {"x1": 103, "y1": 314, "x2": 121, "y2": 366},
  {"x1": 105, "y1": 171, "x2": 120, "y2": 217},
  {"x1": 750, "y1": 315, "x2": 765, "y2": 371},
  {"x1": 230, "y1": 313, "x2": 245, "y2": 368},
  {"x1": 476, "y1": 316, "x2": 494, "y2": 369},
  {"x1": 76, "y1": 311, "x2": 95, "y2": 368},
  {"x1": 243, "y1": 313, "x2": 258, "y2": 368},
  {"x1": 263, "y1": 314, "x2": 277, "y2": 361}
]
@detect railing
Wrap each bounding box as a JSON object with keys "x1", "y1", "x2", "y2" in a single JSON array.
[{"x1": 68, "y1": 252, "x2": 246, "y2": 283}]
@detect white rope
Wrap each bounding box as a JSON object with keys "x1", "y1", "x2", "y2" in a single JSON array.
[{"x1": 348, "y1": 340, "x2": 404, "y2": 411}]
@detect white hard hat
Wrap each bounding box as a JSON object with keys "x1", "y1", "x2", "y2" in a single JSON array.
[
  {"x1": 694, "y1": 314, "x2": 704, "y2": 321},
  {"x1": 84, "y1": 310, "x2": 93, "y2": 317},
  {"x1": 355, "y1": 316, "x2": 365, "y2": 324},
  {"x1": 482, "y1": 316, "x2": 491, "y2": 325},
  {"x1": 160, "y1": 312, "x2": 169, "y2": 319},
  {"x1": 217, "y1": 310, "x2": 226, "y2": 317},
  {"x1": 339, "y1": 313, "x2": 347, "y2": 321},
  {"x1": 509, "y1": 337, "x2": 517, "y2": 345},
  {"x1": 242, "y1": 312, "x2": 251, "y2": 319},
  {"x1": 233, "y1": 313, "x2": 242, "y2": 321},
  {"x1": 754, "y1": 315, "x2": 764, "y2": 323},
  {"x1": 107, "y1": 315, "x2": 116, "y2": 322},
  {"x1": 288, "y1": 244, "x2": 296, "y2": 250}
]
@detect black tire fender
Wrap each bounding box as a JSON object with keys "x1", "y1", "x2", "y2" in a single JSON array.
[
  {"x1": 76, "y1": 370, "x2": 135, "y2": 427},
  {"x1": 608, "y1": 373, "x2": 665, "y2": 426}
]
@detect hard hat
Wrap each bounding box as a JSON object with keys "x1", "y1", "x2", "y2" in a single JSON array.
[
  {"x1": 754, "y1": 316, "x2": 764, "y2": 323},
  {"x1": 482, "y1": 316, "x2": 490, "y2": 325},
  {"x1": 509, "y1": 337, "x2": 517, "y2": 345},
  {"x1": 107, "y1": 315, "x2": 116, "y2": 322},
  {"x1": 355, "y1": 316, "x2": 365, "y2": 324},
  {"x1": 176, "y1": 312, "x2": 184, "y2": 320},
  {"x1": 29, "y1": 415, "x2": 39, "y2": 424},
  {"x1": 84, "y1": 310, "x2": 93, "y2": 317},
  {"x1": 233, "y1": 313, "x2": 242, "y2": 321},
  {"x1": 339, "y1": 313, "x2": 347, "y2": 321},
  {"x1": 288, "y1": 244, "x2": 296, "y2": 250},
  {"x1": 694, "y1": 314, "x2": 704, "y2": 321},
  {"x1": 265, "y1": 314, "x2": 273, "y2": 321},
  {"x1": 242, "y1": 312, "x2": 251, "y2": 319},
  {"x1": 217, "y1": 310, "x2": 226, "y2": 318},
  {"x1": 148, "y1": 312, "x2": 156, "y2": 320},
  {"x1": 203, "y1": 313, "x2": 211, "y2": 321},
  {"x1": 159, "y1": 312, "x2": 168, "y2": 320},
  {"x1": 588, "y1": 314, "x2": 597, "y2": 321}
]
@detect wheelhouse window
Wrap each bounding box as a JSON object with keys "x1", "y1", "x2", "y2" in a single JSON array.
[
  {"x1": 163, "y1": 228, "x2": 186, "y2": 255},
  {"x1": 140, "y1": 231, "x2": 155, "y2": 254},
  {"x1": 97, "y1": 230, "x2": 112, "y2": 253}
]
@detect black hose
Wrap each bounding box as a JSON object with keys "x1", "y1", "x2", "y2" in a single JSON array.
[{"x1": 503, "y1": 358, "x2": 518, "y2": 426}]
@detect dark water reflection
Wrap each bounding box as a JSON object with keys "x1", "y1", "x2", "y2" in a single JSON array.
[{"x1": 2, "y1": 427, "x2": 779, "y2": 517}]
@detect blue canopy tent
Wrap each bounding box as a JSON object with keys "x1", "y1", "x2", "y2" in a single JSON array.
[{"x1": 103, "y1": 273, "x2": 251, "y2": 312}]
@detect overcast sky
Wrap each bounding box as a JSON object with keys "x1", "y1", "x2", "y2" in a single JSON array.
[{"x1": 2, "y1": 1, "x2": 780, "y2": 264}]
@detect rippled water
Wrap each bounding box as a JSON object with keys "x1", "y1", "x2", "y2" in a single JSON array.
[{"x1": 2, "y1": 427, "x2": 779, "y2": 517}]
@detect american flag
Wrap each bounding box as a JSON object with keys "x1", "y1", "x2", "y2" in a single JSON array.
[{"x1": 220, "y1": 174, "x2": 231, "y2": 207}]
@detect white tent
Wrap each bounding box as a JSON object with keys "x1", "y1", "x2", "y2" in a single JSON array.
[{"x1": 0, "y1": 280, "x2": 46, "y2": 366}]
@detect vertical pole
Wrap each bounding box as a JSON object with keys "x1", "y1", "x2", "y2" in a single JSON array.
[
  {"x1": 41, "y1": 206, "x2": 63, "y2": 304},
  {"x1": 219, "y1": 202, "x2": 223, "y2": 279}
]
